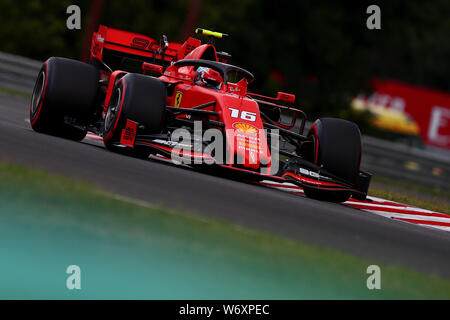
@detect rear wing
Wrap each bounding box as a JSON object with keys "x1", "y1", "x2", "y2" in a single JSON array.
[{"x1": 90, "y1": 25, "x2": 188, "y2": 73}]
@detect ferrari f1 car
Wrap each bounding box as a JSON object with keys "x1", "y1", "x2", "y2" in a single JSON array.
[{"x1": 29, "y1": 26, "x2": 372, "y2": 202}]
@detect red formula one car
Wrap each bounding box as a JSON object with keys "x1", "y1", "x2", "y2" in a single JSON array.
[{"x1": 29, "y1": 26, "x2": 371, "y2": 202}]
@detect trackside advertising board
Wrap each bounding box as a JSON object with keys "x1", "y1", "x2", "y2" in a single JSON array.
[{"x1": 355, "y1": 79, "x2": 450, "y2": 150}]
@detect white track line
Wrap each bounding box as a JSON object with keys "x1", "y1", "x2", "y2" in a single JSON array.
[
  {"x1": 345, "y1": 201, "x2": 435, "y2": 213},
  {"x1": 422, "y1": 225, "x2": 450, "y2": 232},
  {"x1": 366, "y1": 211, "x2": 450, "y2": 224}
]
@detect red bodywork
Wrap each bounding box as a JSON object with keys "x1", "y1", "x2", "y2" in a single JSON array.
[
  {"x1": 90, "y1": 25, "x2": 275, "y2": 171},
  {"x1": 159, "y1": 59, "x2": 272, "y2": 171},
  {"x1": 88, "y1": 25, "x2": 369, "y2": 197},
  {"x1": 91, "y1": 25, "x2": 183, "y2": 65}
]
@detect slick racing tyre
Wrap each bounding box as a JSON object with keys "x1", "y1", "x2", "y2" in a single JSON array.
[
  {"x1": 304, "y1": 118, "x2": 362, "y2": 203},
  {"x1": 102, "y1": 73, "x2": 166, "y2": 158},
  {"x1": 30, "y1": 57, "x2": 100, "y2": 141}
]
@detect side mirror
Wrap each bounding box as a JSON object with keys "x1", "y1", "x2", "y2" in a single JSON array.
[
  {"x1": 142, "y1": 62, "x2": 163, "y2": 76},
  {"x1": 277, "y1": 92, "x2": 295, "y2": 103}
]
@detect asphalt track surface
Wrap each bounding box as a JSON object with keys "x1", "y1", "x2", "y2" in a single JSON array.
[{"x1": 1, "y1": 92, "x2": 450, "y2": 277}]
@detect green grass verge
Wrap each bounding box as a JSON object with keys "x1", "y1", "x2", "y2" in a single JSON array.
[
  {"x1": 0, "y1": 86, "x2": 31, "y2": 99},
  {"x1": 1, "y1": 162, "x2": 450, "y2": 299},
  {"x1": 370, "y1": 176, "x2": 450, "y2": 214},
  {"x1": 372, "y1": 175, "x2": 450, "y2": 200},
  {"x1": 369, "y1": 187, "x2": 450, "y2": 215}
]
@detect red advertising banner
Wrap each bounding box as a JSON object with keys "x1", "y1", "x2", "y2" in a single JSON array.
[{"x1": 370, "y1": 79, "x2": 450, "y2": 150}]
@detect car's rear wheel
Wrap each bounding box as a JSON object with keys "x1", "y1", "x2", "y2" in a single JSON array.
[
  {"x1": 303, "y1": 118, "x2": 362, "y2": 203},
  {"x1": 30, "y1": 57, "x2": 100, "y2": 141},
  {"x1": 102, "y1": 73, "x2": 166, "y2": 158}
]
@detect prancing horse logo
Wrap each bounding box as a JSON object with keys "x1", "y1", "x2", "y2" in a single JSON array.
[{"x1": 175, "y1": 92, "x2": 183, "y2": 108}]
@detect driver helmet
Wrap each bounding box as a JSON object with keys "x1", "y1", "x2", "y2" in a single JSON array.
[{"x1": 194, "y1": 67, "x2": 223, "y2": 90}]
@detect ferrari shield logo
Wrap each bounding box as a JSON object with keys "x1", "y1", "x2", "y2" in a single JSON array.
[{"x1": 174, "y1": 91, "x2": 183, "y2": 108}]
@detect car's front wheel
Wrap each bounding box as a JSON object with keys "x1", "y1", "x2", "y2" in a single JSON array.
[
  {"x1": 102, "y1": 73, "x2": 166, "y2": 158},
  {"x1": 303, "y1": 118, "x2": 362, "y2": 203}
]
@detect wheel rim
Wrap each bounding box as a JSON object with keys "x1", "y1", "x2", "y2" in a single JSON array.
[
  {"x1": 104, "y1": 87, "x2": 121, "y2": 133},
  {"x1": 31, "y1": 71, "x2": 45, "y2": 118}
]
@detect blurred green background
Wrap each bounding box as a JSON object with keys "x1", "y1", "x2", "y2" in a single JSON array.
[{"x1": 0, "y1": 0, "x2": 449, "y2": 121}]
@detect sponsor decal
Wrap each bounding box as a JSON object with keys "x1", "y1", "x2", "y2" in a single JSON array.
[
  {"x1": 174, "y1": 91, "x2": 183, "y2": 108},
  {"x1": 233, "y1": 122, "x2": 258, "y2": 134},
  {"x1": 297, "y1": 167, "x2": 332, "y2": 180},
  {"x1": 153, "y1": 139, "x2": 192, "y2": 149},
  {"x1": 131, "y1": 37, "x2": 151, "y2": 50},
  {"x1": 120, "y1": 120, "x2": 138, "y2": 147}
]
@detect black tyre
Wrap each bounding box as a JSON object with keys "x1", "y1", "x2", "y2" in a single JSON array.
[
  {"x1": 30, "y1": 57, "x2": 100, "y2": 140},
  {"x1": 103, "y1": 73, "x2": 166, "y2": 157},
  {"x1": 304, "y1": 118, "x2": 362, "y2": 203}
]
